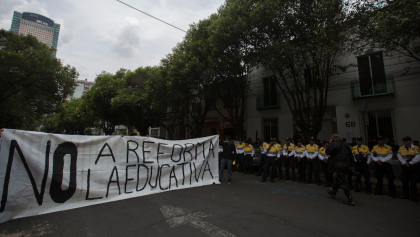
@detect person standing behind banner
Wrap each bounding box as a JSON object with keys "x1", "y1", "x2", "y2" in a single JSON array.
[
  {"x1": 319, "y1": 141, "x2": 333, "y2": 187},
  {"x1": 326, "y1": 134, "x2": 355, "y2": 206},
  {"x1": 295, "y1": 139, "x2": 307, "y2": 183},
  {"x1": 261, "y1": 138, "x2": 279, "y2": 183},
  {"x1": 371, "y1": 136, "x2": 396, "y2": 198},
  {"x1": 283, "y1": 137, "x2": 296, "y2": 181},
  {"x1": 236, "y1": 139, "x2": 246, "y2": 173},
  {"x1": 274, "y1": 138, "x2": 283, "y2": 180},
  {"x1": 306, "y1": 137, "x2": 320, "y2": 186},
  {"x1": 244, "y1": 140, "x2": 255, "y2": 175},
  {"x1": 397, "y1": 136, "x2": 420, "y2": 202},
  {"x1": 352, "y1": 136, "x2": 372, "y2": 194},
  {"x1": 256, "y1": 140, "x2": 269, "y2": 176},
  {"x1": 219, "y1": 136, "x2": 237, "y2": 184}
]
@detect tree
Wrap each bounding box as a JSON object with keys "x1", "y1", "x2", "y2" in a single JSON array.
[
  {"x1": 0, "y1": 29, "x2": 78, "y2": 128},
  {"x1": 351, "y1": 0, "x2": 420, "y2": 61},
  {"x1": 219, "y1": 0, "x2": 352, "y2": 140}
]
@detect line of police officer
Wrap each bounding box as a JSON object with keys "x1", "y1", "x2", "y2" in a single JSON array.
[{"x1": 220, "y1": 135, "x2": 420, "y2": 203}]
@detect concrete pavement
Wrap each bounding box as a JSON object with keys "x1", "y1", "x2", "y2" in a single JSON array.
[{"x1": 1, "y1": 171, "x2": 418, "y2": 237}]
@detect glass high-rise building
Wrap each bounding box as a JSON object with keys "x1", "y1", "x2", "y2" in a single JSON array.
[{"x1": 10, "y1": 11, "x2": 60, "y2": 57}]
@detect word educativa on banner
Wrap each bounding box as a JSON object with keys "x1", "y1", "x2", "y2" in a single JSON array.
[{"x1": 0, "y1": 130, "x2": 219, "y2": 223}]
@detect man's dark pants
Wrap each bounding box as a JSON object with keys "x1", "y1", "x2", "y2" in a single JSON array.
[
  {"x1": 284, "y1": 155, "x2": 296, "y2": 180},
  {"x1": 307, "y1": 158, "x2": 320, "y2": 183},
  {"x1": 219, "y1": 159, "x2": 233, "y2": 181},
  {"x1": 245, "y1": 154, "x2": 254, "y2": 174},
  {"x1": 400, "y1": 165, "x2": 420, "y2": 199},
  {"x1": 297, "y1": 157, "x2": 307, "y2": 182},
  {"x1": 263, "y1": 156, "x2": 277, "y2": 181},
  {"x1": 257, "y1": 154, "x2": 267, "y2": 175},
  {"x1": 375, "y1": 162, "x2": 396, "y2": 195},
  {"x1": 321, "y1": 161, "x2": 333, "y2": 185},
  {"x1": 354, "y1": 162, "x2": 371, "y2": 192},
  {"x1": 347, "y1": 169, "x2": 353, "y2": 189},
  {"x1": 276, "y1": 156, "x2": 283, "y2": 179},
  {"x1": 332, "y1": 167, "x2": 353, "y2": 199}
]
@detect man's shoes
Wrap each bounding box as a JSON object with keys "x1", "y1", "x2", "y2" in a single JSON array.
[
  {"x1": 390, "y1": 193, "x2": 397, "y2": 198},
  {"x1": 327, "y1": 190, "x2": 336, "y2": 199},
  {"x1": 343, "y1": 200, "x2": 356, "y2": 206},
  {"x1": 228, "y1": 180, "x2": 232, "y2": 184},
  {"x1": 374, "y1": 192, "x2": 382, "y2": 195},
  {"x1": 316, "y1": 182, "x2": 321, "y2": 186},
  {"x1": 260, "y1": 179, "x2": 266, "y2": 182},
  {"x1": 399, "y1": 195, "x2": 410, "y2": 199}
]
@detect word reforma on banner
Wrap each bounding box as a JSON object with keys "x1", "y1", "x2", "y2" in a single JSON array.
[{"x1": 0, "y1": 130, "x2": 219, "y2": 223}]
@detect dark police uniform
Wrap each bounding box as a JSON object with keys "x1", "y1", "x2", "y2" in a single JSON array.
[
  {"x1": 295, "y1": 140, "x2": 307, "y2": 183},
  {"x1": 256, "y1": 141, "x2": 269, "y2": 176},
  {"x1": 306, "y1": 138, "x2": 320, "y2": 185},
  {"x1": 275, "y1": 139, "x2": 283, "y2": 179},
  {"x1": 244, "y1": 143, "x2": 255, "y2": 175},
  {"x1": 261, "y1": 140, "x2": 280, "y2": 182},
  {"x1": 352, "y1": 138, "x2": 372, "y2": 194},
  {"x1": 283, "y1": 138, "x2": 296, "y2": 181},
  {"x1": 397, "y1": 136, "x2": 420, "y2": 202},
  {"x1": 236, "y1": 141, "x2": 246, "y2": 173},
  {"x1": 371, "y1": 136, "x2": 396, "y2": 197},
  {"x1": 319, "y1": 144, "x2": 333, "y2": 187}
]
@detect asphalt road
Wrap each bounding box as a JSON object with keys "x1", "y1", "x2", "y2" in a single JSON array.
[{"x1": 1, "y1": 171, "x2": 419, "y2": 237}]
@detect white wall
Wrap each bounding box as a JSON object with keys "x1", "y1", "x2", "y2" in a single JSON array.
[{"x1": 246, "y1": 52, "x2": 420, "y2": 143}]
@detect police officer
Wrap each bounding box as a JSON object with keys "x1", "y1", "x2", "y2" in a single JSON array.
[
  {"x1": 306, "y1": 137, "x2": 320, "y2": 186},
  {"x1": 274, "y1": 138, "x2": 283, "y2": 180},
  {"x1": 255, "y1": 140, "x2": 269, "y2": 176},
  {"x1": 326, "y1": 134, "x2": 355, "y2": 206},
  {"x1": 235, "y1": 139, "x2": 246, "y2": 173},
  {"x1": 371, "y1": 136, "x2": 396, "y2": 198},
  {"x1": 244, "y1": 140, "x2": 255, "y2": 175},
  {"x1": 283, "y1": 137, "x2": 296, "y2": 181},
  {"x1": 319, "y1": 141, "x2": 333, "y2": 187},
  {"x1": 352, "y1": 136, "x2": 372, "y2": 194},
  {"x1": 397, "y1": 136, "x2": 420, "y2": 202},
  {"x1": 261, "y1": 138, "x2": 279, "y2": 182},
  {"x1": 295, "y1": 139, "x2": 307, "y2": 183},
  {"x1": 218, "y1": 139, "x2": 224, "y2": 172}
]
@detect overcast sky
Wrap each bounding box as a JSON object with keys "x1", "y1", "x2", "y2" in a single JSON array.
[{"x1": 1, "y1": 0, "x2": 225, "y2": 81}]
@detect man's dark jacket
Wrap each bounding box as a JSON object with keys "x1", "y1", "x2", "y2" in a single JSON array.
[
  {"x1": 221, "y1": 142, "x2": 237, "y2": 160},
  {"x1": 326, "y1": 139, "x2": 354, "y2": 168}
]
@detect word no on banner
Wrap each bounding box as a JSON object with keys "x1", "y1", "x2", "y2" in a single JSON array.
[{"x1": 0, "y1": 130, "x2": 219, "y2": 223}]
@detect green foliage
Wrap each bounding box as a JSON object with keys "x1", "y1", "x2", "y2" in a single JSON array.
[
  {"x1": 0, "y1": 29, "x2": 78, "y2": 128},
  {"x1": 84, "y1": 127, "x2": 92, "y2": 135},
  {"x1": 351, "y1": 0, "x2": 420, "y2": 61}
]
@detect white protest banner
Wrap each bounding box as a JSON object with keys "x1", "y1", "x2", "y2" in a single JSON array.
[{"x1": 0, "y1": 129, "x2": 219, "y2": 223}]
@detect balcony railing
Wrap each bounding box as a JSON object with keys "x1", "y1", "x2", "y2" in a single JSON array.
[
  {"x1": 256, "y1": 95, "x2": 281, "y2": 111},
  {"x1": 351, "y1": 76, "x2": 395, "y2": 100}
]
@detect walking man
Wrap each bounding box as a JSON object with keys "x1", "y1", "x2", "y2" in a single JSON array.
[
  {"x1": 326, "y1": 134, "x2": 355, "y2": 206},
  {"x1": 219, "y1": 136, "x2": 237, "y2": 184}
]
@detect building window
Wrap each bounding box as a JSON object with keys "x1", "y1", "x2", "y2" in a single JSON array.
[
  {"x1": 263, "y1": 76, "x2": 277, "y2": 107},
  {"x1": 361, "y1": 110, "x2": 394, "y2": 147},
  {"x1": 264, "y1": 118, "x2": 278, "y2": 142},
  {"x1": 357, "y1": 52, "x2": 387, "y2": 96}
]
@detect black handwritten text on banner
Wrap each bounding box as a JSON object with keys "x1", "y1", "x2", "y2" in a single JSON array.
[{"x1": 0, "y1": 130, "x2": 219, "y2": 223}]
